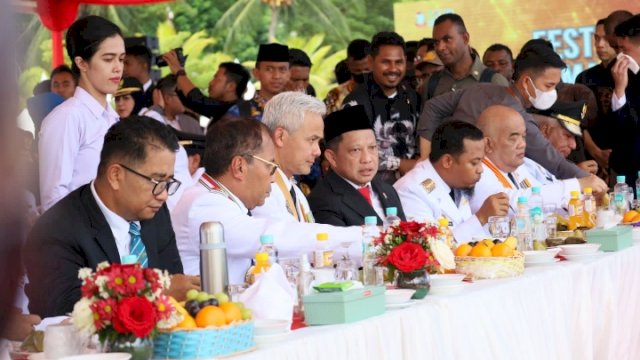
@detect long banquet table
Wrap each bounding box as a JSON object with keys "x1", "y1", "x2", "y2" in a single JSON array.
[{"x1": 232, "y1": 242, "x2": 640, "y2": 360}]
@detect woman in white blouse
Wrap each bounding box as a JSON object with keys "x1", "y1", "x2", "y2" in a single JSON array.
[{"x1": 38, "y1": 16, "x2": 125, "y2": 211}]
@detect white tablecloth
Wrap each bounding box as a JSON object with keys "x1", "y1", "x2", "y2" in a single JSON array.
[{"x1": 233, "y1": 243, "x2": 640, "y2": 360}]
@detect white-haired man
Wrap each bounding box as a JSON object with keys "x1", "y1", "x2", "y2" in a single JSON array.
[{"x1": 252, "y1": 91, "x2": 325, "y2": 223}]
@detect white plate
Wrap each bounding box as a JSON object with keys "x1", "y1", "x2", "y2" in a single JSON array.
[
  {"x1": 385, "y1": 300, "x2": 415, "y2": 310},
  {"x1": 429, "y1": 283, "x2": 465, "y2": 295},
  {"x1": 253, "y1": 319, "x2": 290, "y2": 336},
  {"x1": 525, "y1": 258, "x2": 561, "y2": 266},
  {"x1": 429, "y1": 273, "x2": 465, "y2": 287},
  {"x1": 524, "y1": 248, "x2": 561, "y2": 262},
  {"x1": 385, "y1": 289, "x2": 415, "y2": 304},
  {"x1": 60, "y1": 354, "x2": 131, "y2": 360},
  {"x1": 254, "y1": 331, "x2": 290, "y2": 346},
  {"x1": 563, "y1": 252, "x2": 604, "y2": 262},
  {"x1": 559, "y1": 243, "x2": 601, "y2": 255}
]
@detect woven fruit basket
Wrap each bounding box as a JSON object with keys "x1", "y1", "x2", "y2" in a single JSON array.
[
  {"x1": 454, "y1": 253, "x2": 524, "y2": 279},
  {"x1": 153, "y1": 320, "x2": 255, "y2": 359}
]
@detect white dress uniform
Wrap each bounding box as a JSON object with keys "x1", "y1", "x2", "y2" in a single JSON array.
[
  {"x1": 393, "y1": 160, "x2": 486, "y2": 243},
  {"x1": 252, "y1": 168, "x2": 314, "y2": 223},
  {"x1": 170, "y1": 173, "x2": 362, "y2": 284},
  {"x1": 39, "y1": 87, "x2": 118, "y2": 210},
  {"x1": 470, "y1": 157, "x2": 580, "y2": 216}
]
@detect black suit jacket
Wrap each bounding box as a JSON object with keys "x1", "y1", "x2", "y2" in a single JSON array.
[
  {"x1": 25, "y1": 184, "x2": 183, "y2": 317},
  {"x1": 307, "y1": 171, "x2": 406, "y2": 226}
]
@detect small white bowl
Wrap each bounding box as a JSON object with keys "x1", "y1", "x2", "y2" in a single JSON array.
[
  {"x1": 59, "y1": 354, "x2": 132, "y2": 360},
  {"x1": 429, "y1": 273, "x2": 465, "y2": 287},
  {"x1": 385, "y1": 289, "x2": 415, "y2": 304},
  {"x1": 523, "y1": 248, "x2": 561, "y2": 263},
  {"x1": 558, "y1": 243, "x2": 601, "y2": 256},
  {"x1": 253, "y1": 319, "x2": 290, "y2": 336}
]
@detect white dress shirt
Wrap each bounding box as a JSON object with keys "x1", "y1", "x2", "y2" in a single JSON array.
[
  {"x1": 39, "y1": 87, "x2": 119, "y2": 210},
  {"x1": 90, "y1": 181, "x2": 138, "y2": 258},
  {"x1": 170, "y1": 174, "x2": 362, "y2": 284},
  {"x1": 252, "y1": 168, "x2": 313, "y2": 223},
  {"x1": 470, "y1": 157, "x2": 580, "y2": 216},
  {"x1": 394, "y1": 160, "x2": 485, "y2": 243}
]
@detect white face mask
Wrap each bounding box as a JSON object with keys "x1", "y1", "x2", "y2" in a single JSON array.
[{"x1": 525, "y1": 77, "x2": 557, "y2": 110}]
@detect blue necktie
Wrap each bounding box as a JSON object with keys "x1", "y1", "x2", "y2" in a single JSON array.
[{"x1": 128, "y1": 222, "x2": 148, "y2": 268}]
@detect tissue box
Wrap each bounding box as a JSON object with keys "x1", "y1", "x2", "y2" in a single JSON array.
[
  {"x1": 586, "y1": 225, "x2": 632, "y2": 251},
  {"x1": 303, "y1": 286, "x2": 385, "y2": 325}
]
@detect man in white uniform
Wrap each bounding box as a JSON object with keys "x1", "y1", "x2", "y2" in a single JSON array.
[
  {"x1": 252, "y1": 91, "x2": 325, "y2": 223},
  {"x1": 394, "y1": 121, "x2": 510, "y2": 243},
  {"x1": 470, "y1": 105, "x2": 607, "y2": 215},
  {"x1": 170, "y1": 118, "x2": 362, "y2": 284}
]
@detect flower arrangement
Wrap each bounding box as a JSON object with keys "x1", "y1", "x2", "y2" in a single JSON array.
[
  {"x1": 71, "y1": 262, "x2": 180, "y2": 345},
  {"x1": 374, "y1": 220, "x2": 455, "y2": 275}
]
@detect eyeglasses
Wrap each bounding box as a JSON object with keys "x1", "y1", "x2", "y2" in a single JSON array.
[
  {"x1": 118, "y1": 163, "x2": 182, "y2": 196},
  {"x1": 245, "y1": 154, "x2": 279, "y2": 175}
]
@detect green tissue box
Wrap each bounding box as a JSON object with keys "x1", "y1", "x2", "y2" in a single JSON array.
[
  {"x1": 586, "y1": 225, "x2": 632, "y2": 251},
  {"x1": 303, "y1": 286, "x2": 385, "y2": 325}
]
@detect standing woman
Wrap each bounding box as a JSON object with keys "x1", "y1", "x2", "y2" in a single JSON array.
[{"x1": 38, "y1": 16, "x2": 125, "y2": 211}]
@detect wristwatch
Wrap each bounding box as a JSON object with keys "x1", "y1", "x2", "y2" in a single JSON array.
[{"x1": 176, "y1": 69, "x2": 187, "y2": 77}]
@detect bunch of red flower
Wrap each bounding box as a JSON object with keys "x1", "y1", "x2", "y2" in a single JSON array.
[
  {"x1": 74, "y1": 262, "x2": 176, "y2": 342},
  {"x1": 373, "y1": 220, "x2": 440, "y2": 273}
]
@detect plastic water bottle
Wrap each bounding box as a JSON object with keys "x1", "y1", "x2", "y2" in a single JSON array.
[
  {"x1": 258, "y1": 234, "x2": 278, "y2": 265},
  {"x1": 362, "y1": 216, "x2": 379, "y2": 285},
  {"x1": 614, "y1": 175, "x2": 629, "y2": 215},
  {"x1": 384, "y1": 207, "x2": 401, "y2": 229},
  {"x1": 437, "y1": 218, "x2": 455, "y2": 249},
  {"x1": 529, "y1": 186, "x2": 544, "y2": 223},
  {"x1": 513, "y1": 196, "x2": 532, "y2": 251}
]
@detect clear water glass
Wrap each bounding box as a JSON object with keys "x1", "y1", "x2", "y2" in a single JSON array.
[{"x1": 488, "y1": 216, "x2": 510, "y2": 238}]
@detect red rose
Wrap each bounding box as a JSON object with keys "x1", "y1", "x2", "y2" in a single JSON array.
[
  {"x1": 113, "y1": 296, "x2": 156, "y2": 338},
  {"x1": 387, "y1": 242, "x2": 427, "y2": 272}
]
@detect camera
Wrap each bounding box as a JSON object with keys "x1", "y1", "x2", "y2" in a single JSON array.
[{"x1": 155, "y1": 47, "x2": 186, "y2": 67}]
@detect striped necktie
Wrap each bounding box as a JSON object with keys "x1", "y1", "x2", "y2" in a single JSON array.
[{"x1": 128, "y1": 222, "x2": 148, "y2": 268}]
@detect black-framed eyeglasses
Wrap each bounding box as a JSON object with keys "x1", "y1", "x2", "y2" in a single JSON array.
[
  {"x1": 118, "y1": 163, "x2": 182, "y2": 196},
  {"x1": 244, "y1": 154, "x2": 279, "y2": 175}
]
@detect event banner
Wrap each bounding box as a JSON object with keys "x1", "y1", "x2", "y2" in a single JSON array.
[{"x1": 394, "y1": 1, "x2": 640, "y2": 83}]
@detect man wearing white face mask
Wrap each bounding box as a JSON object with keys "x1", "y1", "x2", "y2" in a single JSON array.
[{"x1": 417, "y1": 43, "x2": 588, "y2": 180}]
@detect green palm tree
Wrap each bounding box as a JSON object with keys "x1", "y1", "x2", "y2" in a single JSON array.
[{"x1": 214, "y1": 0, "x2": 362, "y2": 53}]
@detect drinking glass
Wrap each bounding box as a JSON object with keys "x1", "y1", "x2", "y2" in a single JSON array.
[
  {"x1": 278, "y1": 257, "x2": 300, "y2": 287},
  {"x1": 488, "y1": 216, "x2": 510, "y2": 238},
  {"x1": 542, "y1": 204, "x2": 557, "y2": 218},
  {"x1": 374, "y1": 266, "x2": 389, "y2": 286},
  {"x1": 44, "y1": 323, "x2": 85, "y2": 358},
  {"x1": 335, "y1": 255, "x2": 359, "y2": 281},
  {"x1": 544, "y1": 216, "x2": 557, "y2": 239}
]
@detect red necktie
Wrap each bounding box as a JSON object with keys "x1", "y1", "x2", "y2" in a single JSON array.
[{"x1": 358, "y1": 186, "x2": 372, "y2": 206}]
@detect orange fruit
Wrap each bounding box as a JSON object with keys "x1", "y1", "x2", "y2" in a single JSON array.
[
  {"x1": 174, "y1": 314, "x2": 197, "y2": 330},
  {"x1": 482, "y1": 239, "x2": 495, "y2": 248},
  {"x1": 454, "y1": 243, "x2": 472, "y2": 257},
  {"x1": 632, "y1": 213, "x2": 640, "y2": 223},
  {"x1": 219, "y1": 302, "x2": 243, "y2": 324},
  {"x1": 623, "y1": 210, "x2": 638, "y2": 223},
  {"x1": 195, "y1": 305, "x2": 226, "y2": 328},
  {"x1": 470, "y1": 244, "x2": 492, "y2": 257},
  {"x1": 491, "y1": 243, "x2": 514, "y2": 257}
]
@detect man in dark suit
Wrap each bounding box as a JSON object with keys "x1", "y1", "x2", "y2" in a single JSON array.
[
  {"x1": 308, "y1": 105, "x2": 406, "y2": 226},
  {"x1": 25, "y1": 116, "x2": 200, "y2": 318}
]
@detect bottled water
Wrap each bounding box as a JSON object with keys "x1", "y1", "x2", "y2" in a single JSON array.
[
  {"x1": 362, "y1": 216, "x2": 379, "y2": 285},
  {"x1": 529, "y1": 186, "x2": 544, "y2": 223},
  {"x1": 614, "y1": 176, "x2": 629, "y2": 215},
  {"x1": 513, "y1": 196, "x2": 532, "y2": 251},
  {"x1": 384, "y1": 207, "x2": 401, "y2": 230}
]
